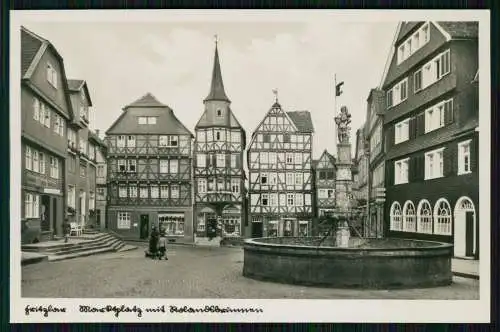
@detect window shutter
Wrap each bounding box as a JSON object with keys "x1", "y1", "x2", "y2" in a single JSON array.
[
  {"x1": 444, "y1": 100, "x2": 454, "y2": 125},
  {"x1": 416, "y1": 113, "x2": 425, "y2": 136},
  {"x1": 443, "y1": 146, "x2": 453, "y2": 177},
  {"x1": 409, "y1": 117, "x2": 416, "y2": 140},
  {"x1": 385, "y1": 125, "x2": 394, "y2": 150},
  {"x1": 414, "y1": 154, "x2": 424, "y2": 181},
  {"x1": 385, "y1": 161, "x2": 394, "y2": 186},
  {"x1": 471, "y1": 135, "x2": 478, "y2": 172}
]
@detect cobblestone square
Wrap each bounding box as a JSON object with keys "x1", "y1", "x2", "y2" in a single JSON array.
[{"x1": 21, "y1": 245, "x2": 479, "y2": 299}]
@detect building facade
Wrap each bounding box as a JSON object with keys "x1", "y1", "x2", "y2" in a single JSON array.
[
  {"x1": 365, "y1": 88, "x2": 386, "y2": 238},
  {"x1": 90, "y1": 130, "x2": 107, "y2": 230},
  {"x1": 381, "y1": 21, "x2": 479, "y2": 258},
  {"x1": 247, "y1": 100, "x2": 314, "y2": 238},
  {"x1": 65, "y1": 80, "x2": 97, "y2": 230},
  {"x1": 105, "y1": 93, "x2": 194, "y2": 243},
  {"x1": 311, "y1": 150, "x2": 336, "y2": 235},
  {"x1": 21, "y1": 26, "x2": 73, "y2": 243},
  {"x1": 193, "y1": 42, "x2": 247, "y2": 241}
]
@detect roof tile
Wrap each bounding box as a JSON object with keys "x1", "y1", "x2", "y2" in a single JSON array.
[
  {"x1": 106, "y1": 93, "x2": 193, "y2": 136},
  {"x1": 286, "y1": 111, "x2": 314, "y2": 133}
]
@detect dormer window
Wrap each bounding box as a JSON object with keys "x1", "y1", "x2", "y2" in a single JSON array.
[
  {"x1": 397, "y1": 22, "x2": 431, "y2": 64},
  {"x1": 216, "y1": 109, "x2": 222, "y2": 117},
  {"x1": 46, "y1": 63, "x2": 58, "y2": 88}
]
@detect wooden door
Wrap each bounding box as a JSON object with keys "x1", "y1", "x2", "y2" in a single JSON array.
[{"x1": 140, "y1": 214, "x2": 149, "y2": 239}]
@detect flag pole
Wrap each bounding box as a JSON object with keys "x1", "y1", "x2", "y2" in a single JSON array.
[{"x1": 334, "y1": 74, "x2": 337, "y2": 155}]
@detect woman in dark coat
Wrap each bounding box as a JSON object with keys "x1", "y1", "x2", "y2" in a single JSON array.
[{"x1": 149, "y1": 226, "x2": 160, "y2": 255}]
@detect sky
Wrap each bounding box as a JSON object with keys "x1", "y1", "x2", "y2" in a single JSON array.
[{"x1": 22, "y1": 17, "x2": 397, "y2": 159}]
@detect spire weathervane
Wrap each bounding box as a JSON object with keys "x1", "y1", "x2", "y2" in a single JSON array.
[
  {"x1": 214, "y1": 34, "x2": 219, "y2": 46},
  {"x1": 272, "y1": 88, "x2": 278, "y2": 103}
]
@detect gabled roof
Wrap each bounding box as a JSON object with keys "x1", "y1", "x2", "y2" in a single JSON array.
[
  {"x1": 106, "y1": 93, "x2": 193, "y2": 137},
  {"x1": 437, "y1": 21, "x2": 478, "y2": 39},
  {"x1": 204, "y1": 43, "x2": 230, "y2": 103},
  {"x1": 21, "y1": 26, "x2": 74, "y2": 120},
  {"x1": 67, "y1": 79, "x2": 93, "y2": 107},
  {"x1": 379, "y1": 21, "x2": 478, "y2": 89},
  {"x1": 286, "y1": 111, "x2": 314, "y2": 133},
  {"x1": 123, "y1": 92, "x2": 167, "y2": 109}
]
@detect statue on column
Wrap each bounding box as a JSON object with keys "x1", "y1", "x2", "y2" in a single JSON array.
[{"x1": 334, "y1": 106, "x2": 352, "y2": 144}]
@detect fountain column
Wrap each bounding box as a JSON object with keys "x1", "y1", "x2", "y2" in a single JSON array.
[{"x1": 334, "y1": 106, "x2": 353, "y2": 248}]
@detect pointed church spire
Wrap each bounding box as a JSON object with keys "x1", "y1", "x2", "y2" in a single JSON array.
[{"x1": 204, "y1": 35, "x2": 231, "y2": 103}]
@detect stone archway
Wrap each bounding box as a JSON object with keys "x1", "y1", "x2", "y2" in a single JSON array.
[{"x1": 453, "y1": 196, "x2": 477, "y2": 258}]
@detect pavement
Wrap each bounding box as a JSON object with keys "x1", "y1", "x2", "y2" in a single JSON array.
[
  {"x1": 452, "y1": 258, "x2": 479, "y2": 280},
  {"x1": 21, "y1": 244, "x2": 479, "y2": 299},
  {"x1": 21, "y1": 252, "x2": 48, "y2": 266}
]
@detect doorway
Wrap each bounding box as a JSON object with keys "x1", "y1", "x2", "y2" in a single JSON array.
[
  {"x1": 52, "y1": 197, "x2": 57, "y2": 235},
  {"x1": 251, "y1": 222, "x2": 263, "y2": 238},
  {"x1": 140, "y1": 214, "x2": 149, "y2": 239},
  {"x1": 41, "y1": 195, "x2": 50, "y2": 231},
  {"x1": 206, "y1": 217, "x2": 217, "y2": 238},
  {"x1": 454, "y1": 197, "x2": 476, "y2": 258}
]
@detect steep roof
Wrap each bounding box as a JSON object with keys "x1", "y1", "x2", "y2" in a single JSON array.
[
  {"x1": 21, "y1": 27, "x2": 44, "y2": 77},
  {"x1": 195, "y1": 107, "x2": 243, "y2": 129},
  {"x1": 123, "y1": 92, "x2": 167, "y2": 109},
  {"x1": 286, "y1": 111, "x2": 314, "y2": 133},
  {"x1": 67, "y1": 79, "x2": 93, "y2": 107},
  {"x1": 204, "y1": 43, "x2": 230, "y2": 103},
  {"x1": 438, "y1": 21, "x2": 478, "y2": 39},
  {"x1": 21, "y1": 26, "x2": 74, "y2": 120},
  {"x1": 106, "y1": 93, "x2": 193, "y2": 137}
]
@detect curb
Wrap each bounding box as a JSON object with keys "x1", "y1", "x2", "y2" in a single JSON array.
[
  {"x1": 21, "y1": 255, "x2": 48, "y2": 266},
  {"x1": 453, "y1": 271, "x2": 479, "y2": 280}
]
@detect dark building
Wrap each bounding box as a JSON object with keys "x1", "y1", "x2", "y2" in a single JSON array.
[
  {"x1": 381, "y1": 21, "x2": 479, "y2": 259},
  {"x1": 247, "y1": 99, "x2": 314, "y2": 238},
  {"x1": 65, "y1": 79, "x2": 98, "y2": 231},
  {"x1": 105, "y1": 93, "x2": 194, "y2": 243},
  {"x1": 21, "y1": 26, "x2": 73, "y2": 243},
  {"x1": 365, "y1": 88, "x2": 386, "y2": 238},
  {"x1": 193, "y1": 42, "x2": 247, "y2": 242}
]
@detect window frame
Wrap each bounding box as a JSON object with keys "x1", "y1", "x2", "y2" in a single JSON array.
[{"x1": 457, "y1": 139, "x2": 472, "y2": 175}]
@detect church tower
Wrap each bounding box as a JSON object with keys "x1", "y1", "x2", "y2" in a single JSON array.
[{"x1": 193, "y1": 37, "x2": 246, "y2": 244}]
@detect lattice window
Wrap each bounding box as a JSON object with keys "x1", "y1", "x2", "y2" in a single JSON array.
[
  {"x1": 403, "y1": 201, "x2": 416, "y2": 232},
  {"x1": 390, "y1": 201, "x2": 403, "y2": 231},
  {"x1": 434, "y1": 198, "x2": 452, "y2": 235},
  {"x1": 416, "y1": 200, "x2": 433, "y2": 234}
]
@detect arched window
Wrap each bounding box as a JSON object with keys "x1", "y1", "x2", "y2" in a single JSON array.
[
  {"x1": 403, "y1": 201, "x2": 416, "y2": 232},
  {"x1": 216, "y1": 109, "x2": 222, "y2": 117},
  {"x1": 390, "y1": 201, "x2": 402, "y2": 231},
  {"x1": 417, "y1": 199, "x2": 433, "y2": 234},
  {"x1": 434, "y1": 198, "x2": 452, "y2": 235}
]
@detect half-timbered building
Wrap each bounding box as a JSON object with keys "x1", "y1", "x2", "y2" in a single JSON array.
[
  {"x1": 312, "y1": 150, "x2": 336, "y2": 235},
  {"x1": 21, "y1": 26, "x2": 73, "y2": 243},
  {"x1": 247, "y1": 100, "x2": 314, "y2": 238},
  {"x1": 313, "y1": 150, "x2": 336, "y2": 217},
  {"x1": 193, "y1": 42, "x2": 246, "y2": 242},
  {"x1": 105, "y1": 93, "x2": 194, "y2": 243}
]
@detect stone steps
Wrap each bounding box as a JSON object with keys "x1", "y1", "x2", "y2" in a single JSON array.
[{"x1": 21, "y1": 232, "x2": 137, "y2": 263}]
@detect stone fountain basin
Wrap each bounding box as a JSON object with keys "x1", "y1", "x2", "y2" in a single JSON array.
[{"x1": 243, "y1": 237, "x2": 453, "y2": 289}]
